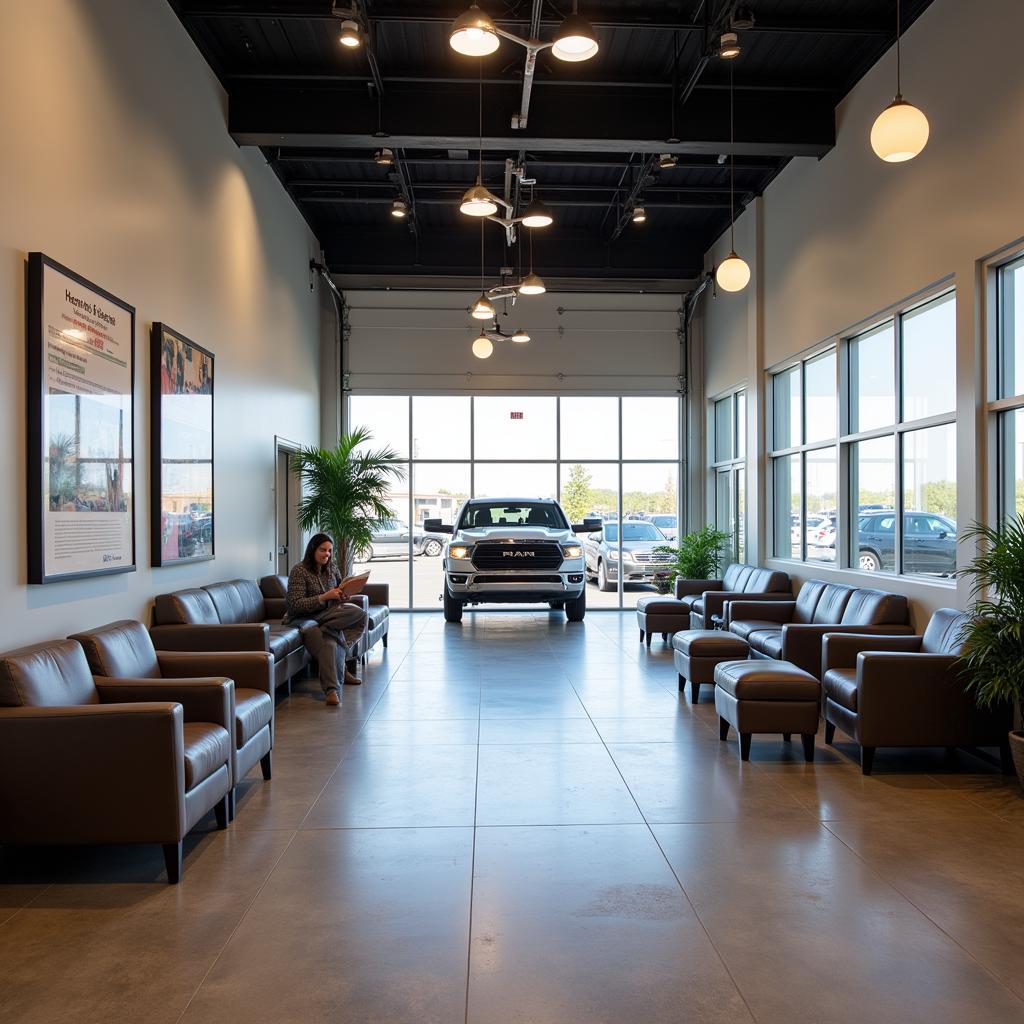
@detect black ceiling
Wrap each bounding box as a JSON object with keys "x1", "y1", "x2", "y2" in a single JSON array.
[{"x1": 170, "y1": 0, "x2": 934, "y2": 283}]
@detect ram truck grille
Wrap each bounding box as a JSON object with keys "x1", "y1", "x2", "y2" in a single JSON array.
[{"x1": 471, "y1": 542, "x2": 564, "y2": 571}]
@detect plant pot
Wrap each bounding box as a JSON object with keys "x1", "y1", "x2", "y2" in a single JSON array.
[{"x1": 1009, "y1": 731, "x2": 1024, "y2": 790}]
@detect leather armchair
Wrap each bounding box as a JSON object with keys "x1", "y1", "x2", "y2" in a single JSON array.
[
  {"x1": 821, "y1": 608, "x2": 1014, "y2": 774},
  {"x1": 70, "y1": 620, "x2": 274, "y2": 819},
  {"x1": 0, "y1": 638, "x2": 232, "y2": 883}
]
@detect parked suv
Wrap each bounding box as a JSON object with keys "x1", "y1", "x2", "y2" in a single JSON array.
[
  {"x1": 426, "y1": 499, "x2": 599, "y2": 623},
  {"x1": 358, "y1": 518, "x2": 447, "y2": 560},
  {"x1": 857, "y1": 510, "x2": 957, "y2": 575},
  {"x1": 581, "y1": 521, "x2": 675, "y2": 592}
]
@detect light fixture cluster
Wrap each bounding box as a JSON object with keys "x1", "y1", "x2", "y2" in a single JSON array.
[{"x1": 449, "y1": 2, "x2": 599, "y2": 63}]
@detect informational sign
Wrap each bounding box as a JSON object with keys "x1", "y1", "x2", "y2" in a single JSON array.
[
  {"x1": 27, "y1": 254, "x2": 135, "y2": 583},
  {"x1": 510, "y1": 411, "x2": 524, "y2": 420}
]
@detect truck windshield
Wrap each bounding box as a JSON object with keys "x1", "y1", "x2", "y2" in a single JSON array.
[{"x1": 460, "y1": 503, "x2": 568, "y2": 529}]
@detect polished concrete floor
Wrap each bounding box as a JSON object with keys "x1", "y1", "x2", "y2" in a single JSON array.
[{"x1": 2, "y1": 612, "x2": 1024, "y2": 1023}]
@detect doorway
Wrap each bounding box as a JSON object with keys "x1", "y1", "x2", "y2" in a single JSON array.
[{"x1": 275, "y1": 438, "x2": 303, "y2": 577}]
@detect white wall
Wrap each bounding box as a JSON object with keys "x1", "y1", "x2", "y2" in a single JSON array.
[
  {"x1": 0, "y1": 0, "x2": 325, "y2": 646},
  {"x1": 695, "y1": 0, "x2": 1024, "y2": 622}
]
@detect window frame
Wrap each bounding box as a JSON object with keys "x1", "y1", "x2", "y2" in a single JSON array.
[
  {"x1": 710, "y1": 388, "x2": 746, "y2": 564},
  {"x1": 989, "y1": 251, "x2": 1024, "y2": 524}
]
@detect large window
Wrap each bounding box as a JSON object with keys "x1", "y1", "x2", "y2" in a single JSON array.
[
  {"x1": 996, "y1": 257, "x2": 1024, "y2": 521},
  {"x1": 346, "y1": 395, "x2": 682, "y2": 610},
  {"x1": 710, "y1": 389, "x2": 745, "y2": 563}
]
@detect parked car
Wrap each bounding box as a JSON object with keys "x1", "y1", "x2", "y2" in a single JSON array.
[
  {"x1": 358, "y1": 518, "x2": 447, "y2": 560},
  {"x1": 857, "y1": 510, "x2": 957, "y2": 575},
  {"x1": 809, "y1": 514, "x2": 837, "y2": 550},
  {"x1": 644, "y1": 514, "x2": 678, "y2": 541},
  {"x1": 581, "y1": 520, "x2": 675, "y2": 592}
]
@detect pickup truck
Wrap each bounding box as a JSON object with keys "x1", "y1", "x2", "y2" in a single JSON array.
[{"x1": 425, "y1": 498, "x2": 601, "y2": 623}]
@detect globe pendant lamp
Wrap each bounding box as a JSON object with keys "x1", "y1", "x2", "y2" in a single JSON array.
[
  {"x1": 472, "y1": 332, "x2": 494, "y2": 359},
  {"x1": 551, "y1": 3, "x2": 599, "y2": 63},
  {"x1": 450, "y1": 4, "x2": 500, "y2": 57},
  {"x1": 871, "y1": 0, "x2": 928, "y2": 162},
  {"x1": 716, "y1": 63, "x2": 749, "y2": 294}
]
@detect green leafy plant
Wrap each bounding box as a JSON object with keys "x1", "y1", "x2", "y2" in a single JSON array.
[
  {"x1": 957, "y1": 515, "x2": 1024, "y2": 724},
  {"x1": 653, "y1": 524, "x2": 733, "y2": 594},
  {"x1": 291, "y1": 427, "x2": 406, "y2": 574}
]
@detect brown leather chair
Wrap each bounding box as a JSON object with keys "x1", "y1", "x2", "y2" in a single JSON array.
[
  {"x1": 636, "y1": 563, "x2": 791, "y2": 644},
  {"x1": 0, "y1": 638, "x2": 232, "y2": 883},
  {"x1": 821, "y1": 608, "x2": 1014, "y2": 775},
  {"x1": 70, "y1": 620, "x2": 274, "y2": 819},
  {"x1": 151, "y1": 578, "x2": 308, "y2": 692},
  {"x1": 726, "y1": 582, "x2": 913, "y2": 678}
]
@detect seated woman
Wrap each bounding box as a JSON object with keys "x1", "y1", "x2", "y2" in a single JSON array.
[{"x1": 285, "y1": 533, "x2": 367, "y2": 707}]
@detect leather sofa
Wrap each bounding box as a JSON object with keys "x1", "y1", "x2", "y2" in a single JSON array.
[
  {"x1": 0, "y1": 638, "x2": 232, "y2": 884},
  {"x1": 636, "y1": 563, "x2": 791, "y2": 644},
  {"x1": 726, "y1": 580, "x2": 913, "y2": 679},
  {"x1": 70, "y1": 619, "x2": 274, "y2": 818},
  {"x1": 151, "y1": 578, "x2": 309, "y2": 692},
  {"x1": 821, "y1": 608, "x2": 1014, "y2": 774}
]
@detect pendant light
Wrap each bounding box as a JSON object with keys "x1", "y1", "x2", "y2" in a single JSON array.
[
  {"x1": 521, "y1": 198, "x2": 553, "y2": 229},
  {"x1": 551, "y1": 3, "x2": 599, "y2": 63},
  {"x1": 632, "y1": 204, "x2": 646, "y2": 224},
  {"x1": 450, "y1": 4, "x2": 500, "y2": 57},
  {"x1": 511, "y1": 327, "x2": 531, "y2": 343},
  {"x1": 870, "y1": 0, "x2": 929, "y2": 162},
  {"x1": 338, "y1": 19, "x2": 361, "y2": 48},
  {"x1": 472, "y1": 332, "x2": 494, "y2": 358},
  {"x1": 471, "y1": 220, "x2": 496, "y2": 322},
  {"x1": 716, "y1": 62, "x2": 750, "y2": 293},
  {"x1": 461, "y1": 59, "x2": 501, "y2": 217},
  {"x1": 390, "y1": 198, "x2": 408, "y2": 218},
  {"x1": 518, "y1": 229, "x2": 546, "y2": 294}
]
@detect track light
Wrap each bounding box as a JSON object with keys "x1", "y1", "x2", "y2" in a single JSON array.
[
  {"x1": 718, "y1": 32, "x2": 741, "y2": 59},
  {"x1": 632, "y1": 205, "x2": 646, "y2": 224},
  {"x1": 450, "y1": 4, "x2": 500, "y2": 57},
  {"x1": 374, "y1": 148, "x2": 394, "y2": 166},
  {"x1": 391, "y1": 198, "x2": 408, "y2": 218},
  {"x1": 518, "y1": 273, "x2": 546, "y2": 295},
  {"x1": 511, "y1": 328, "x2": 531, "y2": 343},
  {"x1": 472, "y1": 332, "x2": 494, "y2": 358},
  {"x1": 658, "y1": 154, "x2": 678, "y2": 169},
  {"x1": 338, "y1": 19, "x2": 361, "y2": 48},
  {"x1": 551, "y1": 11, "x2": 600, "y2": 62},
  {"x1": 716, "y1": 251, "x2": 751, "y2": 292},
  {"x1": 471, "y1": 293, "x2": 496, "y2": 320},
  {"x1": 521, "y1": 198, "x2": 553, "y2": 228}
]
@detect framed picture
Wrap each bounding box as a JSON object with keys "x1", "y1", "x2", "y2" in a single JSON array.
[
  {"x1": 151, "y1": 323, "x2": 214, "y2": 566},
  {"x1": 26, "y1": 253, "x2": 136, "y2": 584}
]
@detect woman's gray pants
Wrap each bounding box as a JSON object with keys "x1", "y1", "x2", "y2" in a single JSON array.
[{"x1": 302, "y1": 603, "x2": 366, "y2": 694}]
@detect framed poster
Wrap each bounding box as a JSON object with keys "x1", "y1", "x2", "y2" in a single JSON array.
[
  {"x1": 26, "y1": 253, "x2": 136, "y2": 584},
  {"x1": 151, "y1": 323, "x2": 214, "y2": 566}
]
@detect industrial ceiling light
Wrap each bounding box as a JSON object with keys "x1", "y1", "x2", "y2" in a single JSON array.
[
  {"x1": 510, "y1": 327, "x2": 531, "y2": 343},
  {"x1": 338, "y1": 19, "x2": 361, "y2": 47},
  {"x1": 374, "y1": 147, "x2": 394, "y2": 166},
  {"x1": 658, "y1": 153, "x2": 678, "y2": 169},
  {"x1": 472, "y1": 332, "x2": 494, "y2": 358},
  {"x1": 471, "y1": 293, "x2": 496, "y2": 319},
  {"x1": 716, "y1": 62, "x2": 750, "y2": 293},
  {"x1": 551, "y1": 4, "x2": 599, "y2": 62},
  {"x1": 520, "y1": 197, "x2": 553, "y2": 228},
  {"x1": 870, "y1": 0, "x2": 929, "y2": 162},
  {"x1": 632, "y1": 205, "x2": 647, "y2": 224},
  {"x1": 450, "y1": 3, "x2": 500, "y2": 56},
  {"x1": 518, "y1": 273, "x2": 546, "y2": 295},
  {"x1": 390, "y1": 198, "x2": 408, "y2": 218},
  {"x1": 718, "y1": 31, "x2": 741, "y2": 59},
  {"x1": 460, "y1": 180, "x2": 500, "y2": 216}
]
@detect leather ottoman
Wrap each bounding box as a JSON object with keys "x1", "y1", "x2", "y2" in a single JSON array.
[
  {"x1": 671, "y1": 629, "x2": 749, "y2": 704},
  {"x1": 714, "y1": 660, "x2": 821, "y2": 762}
]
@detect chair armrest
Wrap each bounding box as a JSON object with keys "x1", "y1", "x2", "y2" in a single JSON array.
[
  {"x1": 263, "y1": 597, "x2": 287, "y2": 620},
  {"x1": 157, "y1": 651, "x2": 274, "y2": 700},
  {"x1": 705, "y1": 590, "x2": 794, "y2": 622},
  {"x1": 675, "y1": 578, "x2": 722, "y2": 599},
  {"x1": 726, "y1": 600, "x2": 796, "y2": 626},
  {"x1": 95, "y1": 677, "x2": 233, "y2": 731},
  {"x1": 783, "y1": 623, "x2": 915, "y2": 678},
  {"x1": 363, "y1": 583, "x2": 389, "y2": 606},
  {"x1": 149, "y1": 622, "x2": 271, "y2": 653},
  {"x1": 822, "y1": 633, "x2": 923, "y2": 673}
]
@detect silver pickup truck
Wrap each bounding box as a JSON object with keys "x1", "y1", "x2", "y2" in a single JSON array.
[{"x1": 425, "y1": 498, "x2": 601, "y2": 623}]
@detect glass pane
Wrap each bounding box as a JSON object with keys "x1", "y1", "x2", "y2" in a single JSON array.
[
  {"x1": 1000, "y1": 257, "x2": 1024, "y2": 400},
  {"x1": 736, "y1": 468, "x2": 746, "y2": 562},
  {"x1": 349, "y1": 395, "x2": 409, "y2": 457},
  {"x1": 736, "y1": 392, "x2": 746, "y2": 459},
  {"x1": 563, "y1": 464, "x2": 619, "y2": 609},
  {"x1": 714, "y1": 396, "x2": 733, "y2": 463},
  {"x1": 1000, "y1": 409, "x2": 1024, "y2": 521},
  {"x1": 849, "y1": 322, "x2": 895, "y2": 433},
  {"x1": 850, "y1": 436, "x2": 896, "y2": 573},
  {"x1": 773, "y1": 454, "x2": 801, "y2": 558},
  {"x1": 772, "y1": 366, "x2": 801, "y2": 450},
  {"x1": 902, "y1": 293, "x2": 956, "y2": 420},
  {"x1": 560, "y1": 397, "x2": 619, "y2": 460},
  {"x1": 716, "y1": 470, "x2": 735, "y2": 565},
  {"x1": 410, "y1": 463, "x2": 470, "y2": 608},
  {"x1": 351, "y1": 464, "x2": 410, "y2": 610},
  {"x1": 902, "y1": 423, "x2": 957, "y2": 577},
  {"x1": 474, "y1": 397, "x2": 556, "y2": 460},
  {"x1": 805, "y1": 350, "x2": 837, "y2": 443},
  {"x1": 620, "y1": 463, "x2": 678, "y2": 608},
  {"x1": 412, "y1": 396, "x2": 470, "y2": 459},
  {"x1": 622, "y1": 397, "x2": 678, "y2": 460},
  {"x1": 805, "y1": 447, "x2": 837, "y2": 564},
  {"x1": 474, "y1": 462, "x2": 557, "y2": 499}
]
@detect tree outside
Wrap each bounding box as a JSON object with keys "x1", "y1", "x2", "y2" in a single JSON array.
[{"x1": 561, "y1": 464, "x2": 593, "y2": 522}]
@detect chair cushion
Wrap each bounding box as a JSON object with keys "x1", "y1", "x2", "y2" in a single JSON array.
[
  {"x1": 679, "y1": 593, "x2": 703, "y2": 612},
  {"x1": 0, "y1": 639, "x2": 98, "y2": 708},
  {"x1": 154, "y1": 588, "x2": 220, "y2": 626},
  {"x1": 922, "y1": 608, "x2": 970, "y2": 655},
  {"x1": 743, "y1": 568, "x2": 790, "y2": 595},
  {"x1": 267, "y1": 624, "x2": 305, "y2": 662},
  {"x1": 812, "y1": 584, "x2": 854, "y2": 624},
  {"x1": 722, "y1": 564, "x2": 745, "y2": 589},
  {"x1": 747, "y1": 628, "x2": 783, "y2": 659},
  {"x1": 841, "y1": 589, "x2": 909, "y2": 627},
  {"x1": 730, "y1": 619, "x2": 785, "y2": 643},
  {"x1": 714, "y1": 660, "x2": 820, "y2": 701},
  {"x1": 636, "y1": 596, "x2": 688, "y2": 616},
  {"x1": 691, "y1": 597, "x2": 705, "y2": 618},
  {"x1": 823, "y1": 668, "x2": 858, "y2": 711},
  {"x1": 70, "y1": 620, "x2": 160, "y2": 680},
  {"x1": 367, "y1": 605, "x2": 390, "y2": 631},
  {"x1": 204, "y1": 580, "x2": 266, "y2": 626},
  {"x1": 259, "y1": 574, "x2": 289, "y2": 600},
  {"x1": 671, "y1": 629, "x2": 748, "y2": 657},
  {"x1": 235, "y1": 688, "x2": 273, "y2": 747},
  {"x1": 182, "y1": 722, "x2": 231, "y2": 790},
  {"x1": 793, "y1": 581, "x2": 827, "y2": 623}
]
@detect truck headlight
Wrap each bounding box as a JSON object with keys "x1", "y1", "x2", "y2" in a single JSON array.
[
  {"x1": 449, "y1": 545, "x2": 472, "y2": 559},
  {"x1": 561, "y1": 545, "x2": 582, "y2": 558}
]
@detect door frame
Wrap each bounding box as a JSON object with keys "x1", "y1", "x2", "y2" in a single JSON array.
[{"x1": 274, "y1": 437, "x2": 304, "y2": 576}]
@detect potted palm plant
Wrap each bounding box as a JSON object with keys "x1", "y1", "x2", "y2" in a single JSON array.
[
  {"x1": 653, "y1": 524, "x2": 733, "y2": 595},
  {"x1": 957, "y1": 514, "x2": 1024, "y2": 789},
  {"x1": 291, "y1": 427, "x2": 406, "y2": 575}
]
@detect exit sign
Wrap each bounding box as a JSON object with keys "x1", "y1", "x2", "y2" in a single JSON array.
[{"x1": 510, "y1": 411, "x2": 524, "y2": 420}]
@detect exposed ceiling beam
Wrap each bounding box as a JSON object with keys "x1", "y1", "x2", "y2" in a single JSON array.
[
  {"x1": 285, "y1": 180, "x2": 739, "y2": 196},
  {"x1": 298, "y1": 196, "x2": 733, "y2": 209}
]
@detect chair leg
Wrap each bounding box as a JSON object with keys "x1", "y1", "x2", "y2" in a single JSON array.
[
  {"x1": 677, "y1": 673, "x2": 685, "y2": 692},
  {"x1": 214, "y1": 794, "x2": 229, "y2": 830},
  {"x1": 801, "y1": 734, "x2": 815, "y2": 763},
  {"x1": 260, "y1": 751, "x2": 273, "y2": 781},
  {"x1": 163, "y1": 842, "x2": 183, "y2": 884},
  {"x1": 861, "y1": 746, "x2": 876, "y2": 775},
  {"x1": 228, "y1": 788, "x2": 237, "y2": 822},
  {"x1": 689, "y1": 680, "x2": 700, "y2": 704},
  {"x1": 782, "y1": 733, "x2": 792, "y2": 742},
  {"x1": 639, "y1": 629, "x2": 645, "y2": 643},
  {"x1": 646, "y1": 632, "x2": 653, "y2": 648},
  {"x1": 719, "y1": 717, "x2": 730, "y2": 741},
  {"x1": 739, "y1": 733, "x2": 752, "y2": 761},
  {"x1": 1000, "y1": 739, "x2": 1015, "y2": 776},
  {"x1": 661, "y1": 632, "x2": 668, "y2": 642},
  {"x1": 382, "y1": 632, "x2": 388, "y2": 648},
  {"x1": 824, "y1": 720, "x2": 836, "y2": 745}
]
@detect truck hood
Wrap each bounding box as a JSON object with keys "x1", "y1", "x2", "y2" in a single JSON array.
[{"x1": 456, "y1": 526, "x2": 574, "y2": 543}]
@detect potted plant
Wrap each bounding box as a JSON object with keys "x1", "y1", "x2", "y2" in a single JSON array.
[
  {"x1": 957, "y1": 514, "x2": 1024, "y2": 788},
  {"x1": 653, "y1": 524, "x2": 733, "y2": 595},
  {"x1": 291, "y1": 427, "x2": 406, "y2": 575}
]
